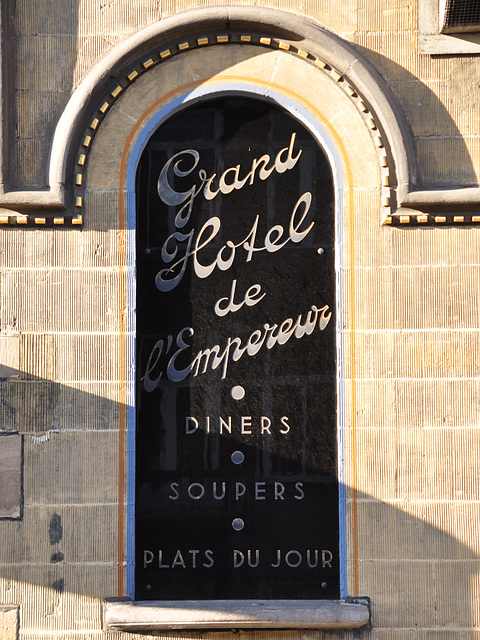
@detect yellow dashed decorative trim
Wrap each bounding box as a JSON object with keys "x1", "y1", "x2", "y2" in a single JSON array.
[
  {"x1": 68, "y1": 33, "x2": 398, "y2": 229},
  {"x1": 62, "y1": 32, "x2": 475, "y2": 231},
  {"x1": 0, "y1": 214, "x2": 85, "y2": 226},
  {"x1": 384, "y1": 212, "x2": 480, "y2": 227},
  {"x1": 1, "y1": 31, "x2": 467, "y2": 229}
]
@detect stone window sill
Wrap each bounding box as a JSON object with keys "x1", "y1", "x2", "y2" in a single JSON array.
[
  {"x1": 104, "y1": 599, "x2": 370, "y2": 631},
  {"x1": 419, "y1": 32, "x2": 480, "y2": 55}
]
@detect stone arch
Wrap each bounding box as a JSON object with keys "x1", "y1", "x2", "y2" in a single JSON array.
[{"x1": 49, "y1": 6, "x2": 416, "y2": 221}]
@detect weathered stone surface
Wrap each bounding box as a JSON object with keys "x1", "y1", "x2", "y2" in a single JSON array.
[
  {"x1": 0, "y1": 434, "x2": 22, "y2": 518},
  {"x1": 105, "y1": 599, "x2": 370, "y2": 630},
  {"x1": 0, "y1": 335, "x2": 20, "y2": 379},
  {"x1": 0, "y1": 2, "x2": 480, "y2": 639},
  {"x1": 1, "y1": 380, "x2": 60, "y2": 434},
  {"x1": 0, "y1": 606, "x2": 18, "y2": 640}
]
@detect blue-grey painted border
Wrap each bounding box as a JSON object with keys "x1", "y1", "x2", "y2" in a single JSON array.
[{"x1": 125, "y1": 83, "x2": 346, "y2": 600}]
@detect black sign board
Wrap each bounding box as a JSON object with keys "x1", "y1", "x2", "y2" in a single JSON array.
[{"x1": 135, "y1": 96, "x2": 339, "y2": 600}]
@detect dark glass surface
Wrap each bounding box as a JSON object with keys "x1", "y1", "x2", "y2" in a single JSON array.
[{"x1": 135, "y1": 97, "x2": 339, "y2": 599}]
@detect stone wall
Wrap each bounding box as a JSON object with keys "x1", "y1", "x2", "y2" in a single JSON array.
[{"x1": 0, "y1": 1, "x2": 479, "y2": 638}]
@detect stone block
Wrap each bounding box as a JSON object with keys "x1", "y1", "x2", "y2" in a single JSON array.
[
  {"x1": 20, "y1": 333, "x2": 55, "y2": 380},
  {"x1": 342, "y1": 379, "x2": 396, "y2": 430},
  {"x1": 348, "y1": 267, "x2": 395, "y2": 330},
  {"x1": 391, "y1": 225, "x2": 480, "y2": 268},
  {"x1": 0, "y1": 227, "x2": 54, "y2": 270},
  {"x1": 308, "y1": 0, "x2": 356, "y2": 35},
  {"x1": 0, "y1": 334, "x2": 20, "y2": 379},
  {"x1": 14, "y1": 138, "x2": 47, "y2": 190},
  {"x1": 0, "y1": 433, "x2": 22, "y2": 518},
  {"x1": 2, "y1": 380, "x2": 60, "y2": 434},
  {"x1": 0, "y1": 606, "x2": 19, "y2": 640},
  {"x1": 0, "y1": 566, "x2": 111, "y2": 632},
  {"x1": 16, "y1": 0, "x2": 77, "y2": 35},
  {"x1": 350, "y1": 188, "x2": 392, "y2": 268},
  {"x1": 24, "y1": 430, "x2": 118, "y2": 504},
  {"x1": 52, "y1": 334, "x2": 119, "y2": 382},
  {"x1": 359, "y1": 559, "x2": 436, "y2": 628},
  {"x1": 352, "y1": 428, "x2": 398, "y2": 499},
  {"x1": 355, "y1": 499, "x2": 479, "y2": 560},
  {"x1": 395, "y1": 378, "x2": 480, "y2": 430},
  {"x1": 52, "y1": 382, "x2": 121, "y2": 431},
  {"x1": 0, "y1": 504, "x2": 118, "y2": 564},
  {"x1": 417, "y1": 137, "x2": 478, "y2": 188},
  {"x1": 16, "y1": 90, "x2": 69, "y2": 141},
  {"x1": 16, "y1": 35, "x2": 77, "y2": 93},
  {"x1": 82, "y1": 192, "x2": 120, "y2": 234},
  {"x1": 435, "y1": 560, "x2": 480, "y2": 628}
]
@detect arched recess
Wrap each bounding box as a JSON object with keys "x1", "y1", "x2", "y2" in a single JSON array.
[
  {"x1": 81, "y1": 9, "x2": 388, "y2": 630},
  {"x1": 129, "y1": 86, "x2": 344, "y2": 603}
]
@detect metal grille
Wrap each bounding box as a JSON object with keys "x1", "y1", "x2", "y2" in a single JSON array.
[{"x1": 441, "y1": 0, "x2": 480, "y2": 32}]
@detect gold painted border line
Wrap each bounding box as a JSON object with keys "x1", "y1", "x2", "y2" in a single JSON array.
[{"x1": 118, "y1": 76, "x2": 358, "y2": 597}]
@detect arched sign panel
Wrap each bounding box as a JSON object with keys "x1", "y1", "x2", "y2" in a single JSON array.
[{"x1": 135, "y1": 96, "x2": 339, "y2": 600}]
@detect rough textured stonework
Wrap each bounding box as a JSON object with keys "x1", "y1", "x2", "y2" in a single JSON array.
[
  {"x1": 0, "y1": 606, "x2": 19, "y2": 640},
  {"x1": 0, "y1": 434, "x2": 21, "y2": 517},
  {"x1": 0, "y1": 1, "x2": 479, "y2": 638}
]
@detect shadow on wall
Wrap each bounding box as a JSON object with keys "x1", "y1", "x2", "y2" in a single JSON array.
[
  {"x1": 4, "y1": 0, "x2": 81, "y2": 190},
  {"x1": 353, "y1": 42, "x2": 479, "y2": 190},
  {"x1": 0, "y1": 367, "x2": 479, "y2": 636}
]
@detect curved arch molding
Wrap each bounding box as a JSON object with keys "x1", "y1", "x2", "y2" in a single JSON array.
[{"x1": 0, "y1": 6, "x2": 477, "y2": 227}]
